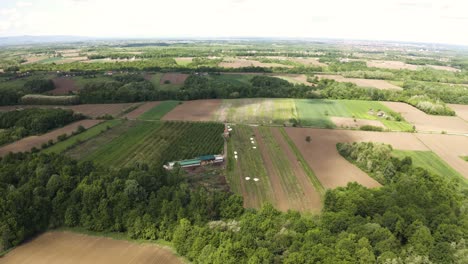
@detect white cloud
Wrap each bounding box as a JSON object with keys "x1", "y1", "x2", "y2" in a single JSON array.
[{"x1": 16, "y1": 1, "x2": 32, "y2": 8}]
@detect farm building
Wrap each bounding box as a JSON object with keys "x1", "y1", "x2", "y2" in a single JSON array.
[{"x1": 164, "y1": 154, "x2": 224, "y2": 170}]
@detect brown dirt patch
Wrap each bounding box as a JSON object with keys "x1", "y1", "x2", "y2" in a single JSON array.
[
  {"x1": 285, "y1": 128, "x2": 428, "y2": 189},
  {"x1": 317, "y1": 74, "x2": 402, "y2": 90},
  {"x1": 415, "y1": 134, "x2": 468, "y2": 179},
  {"x1": 51, "y1": 78, "x2": 79, "y2": 95},
  {"x1": 162, "y1": 100, "x2": 221, "y2": 121},
  {"x1": 383, "y1": 102, "x2": 468, "y2": 134},
  {"x1": 123, "y1": 101, "x2": 160, "y2": 119},
  {"x1": 331, "y1": 117, "x2": 385, "y2": 129},
  {"x1": 286, "y1": 57, "x2": 327, "y2": 67},
  {"x1": 0, "y1": 231, "x2": 182, "y2": 264},
  {"x1": 426, "y1": 65, "x2": 461, "y2": 72},
  {"x1": 0, "y1": 120, "x2": 102, "y2": 157},
  {"x1": 448, "y1": 104, "x2": 468, "y2": 122},
  {"x1": 0, "y1": 103, "x2": 140, "y2": 119},
  {"x1": 159, "y1": 73, "x2": 189, "y2": 85},
  {"x1": 271, "y1": 128, "x2": 322, "y2": 212}
]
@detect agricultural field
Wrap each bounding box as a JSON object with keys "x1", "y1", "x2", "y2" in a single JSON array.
[
  {"x1": 392, "y1": 150, "x2": 466, "y2": 185},
  {"x1": 50, "y1": 78, "x2": 79, "y2": 95},
  {"x1": 316, "y1": 74, "x2": 403, "y2": 90},
  {"x1": 0, "y1": 119, "x2": 102, "y2": 157},
  {"x1": 162, "y1": 99, "x2": 222, "y2": 121},
  {"x1": 124, "y1": 101, "x2": 160, "y2": 119},
  {"x1": 383, "y1": 102, "x2": 468, "y2": 133},
  {"x1": 43, "y1": 119, "x2": 123, "y2": 154},
  {"x1": 448, "y1": 104, "x2": 468, "y2": 122},
  {"x1": 78, "y1": 121, "x2": 224, "y2": 168},
  {"x1": 284, "y1": 127, "x2": 430, "y2": 188},
  {"x1": 146, "y1": 73, "x2": 186, "y2": 90},
  {"x1": 227, "y1": 125, "x2": 321, "y2": 212},
  {"x1": 138, "y1": 101, "x2": 180, "y2": 120},
  {"x1": 219, "y1": 57, "x2": 293, "y2": 68},
  {"x1": 0, "y1": 232, "x2": 182, "y2": 264},
  {"x1": 367, "y1": 60, "x2": 461, "y2": 72}
]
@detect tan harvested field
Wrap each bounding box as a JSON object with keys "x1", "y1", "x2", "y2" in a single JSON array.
[
  {"x1": 51, "y1": 78, "x2": 79, "y2": 95},
  {"x1": 174, "y1": 57, "x2": 193, "y2": 64},
  {"x1": 0, "y1": 231, "x2": 182, "y2": 264},
  {"x1": 162, "y1": 99, "x2": 221, "y2": 121},
  {"x1": 124, "y1": 101, "x2": 160, "y2": 119},
  {"x1": 21, "y1": 56, "x2": 48, "y2": 64},
  {"x1": 415, "y1": 133, "x2": 468, "y2": 178},
  {"x1": 0, "y1": 103, "x2": 140, "y2": 118},
  {"x1": 285, "y1": 128, "x2": 429, "y2": 188},
  {"x1": 219, "y1": 58, "x2": 293, "y2": 68},
  {"x1": 317, "y1": 74, "x2": 402, "y2": 90},
  {"x1": 383, "y1": 102, "x2": 468, "y2": 134},
  {"x1": 448, "y1": 104, "x2": 468, "y2": 122},
  {"x1": 367, "y1": 60, "x2": 460, "y2": 72},
  {"x1": 367, "y1": 60, "x2": 419, "y2": 70},
  {"x1": 331, "y1": 117, "x2": 385, "y2": 129},
  {"x1": 159, "y1": 73, "x2": 189, "y2": 85},
  {"x1": 0, "y1": 120, "x2": 102, "y2": 157}
]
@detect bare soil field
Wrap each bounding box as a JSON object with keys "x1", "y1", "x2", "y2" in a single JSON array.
[
  {"x1": 415, "y1": 134, "x2": 468, "y2": 179},
  {"x1": 367, "y1": 60, "x2": 460, "y2": 72},
  {"x1": 331, "y1": 117, "x2": 385, "y2": 129},
  {"x1": 219, "y1": 58, "x2": 293, "y2": 68},
  {"x1": 21, "y1": 55, "x2": 48, "y2": 64},
  {"x1": 174, "y1": 57, "x2": 193, "y2": 64},
  {"x1": 162, "y1": 99, "x2": 221, "y2": 121},
  {"x1": 0, "y1": 120, "x2": 102, "y2": 157},
  {"x1": 367, "y1": 60, "x2": 419, "y2": 70},
  {"x1": 0, "y1": 231, "x2": 182, "y2": 264},
  {"x1": 448, "y1": 104, "x2": 468, "y2": 122},
  {"x1": 285, "y1": 128, "x2": 428, "y2": 189},
  {"x1": 0, "y1": 103, "x2": 140, "y2": 119},
  {"x1": 51, "y1": 78, "x2": 79, "y2": 95},
  {"x1": 317, "y1": 74, "x2": 403, "y2": 90},
  {"x1": 123, "y1": 101, "x2": 160, "y2": 119},
  {"x1": 159, "y1": 73, "x2": 189, "y2": 85},
  {"x1": 383, "y1": 102, "x2": 468, "y2": 134}
]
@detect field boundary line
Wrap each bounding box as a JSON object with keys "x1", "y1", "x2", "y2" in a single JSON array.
[{"x1": 279, "y1": 127, "x2": 325, "y2": 196}]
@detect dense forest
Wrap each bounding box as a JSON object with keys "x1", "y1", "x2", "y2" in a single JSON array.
[
  {"x1": 0, "y1": 144, "x2": 466, "y2": 263},
  {"x1": 0, "y1": 78, "x2": 55, "y2": 106},
  {"x1": 0, "y1": 108, "x2": 83, "y2": 146}
]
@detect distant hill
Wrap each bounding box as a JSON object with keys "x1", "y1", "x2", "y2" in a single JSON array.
[{"x1": 0, "y1": 35, "x2": 94, "y2": 46}]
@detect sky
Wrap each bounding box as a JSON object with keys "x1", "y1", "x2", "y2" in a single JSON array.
[{"x1": 0, "y1": 0, "x2": 467, "y2": 45}]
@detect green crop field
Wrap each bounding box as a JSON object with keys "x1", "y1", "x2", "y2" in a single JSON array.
[
  {"x1": 226, "y1": 125, "x2": 273, "y2": 208},
  {"x1": 139, "y1": 101, "x2": 180, "y2": 120},
  {"x1": 43, "y1": 119, "x2": 123, "y2": 154},
  {"x1": 82, "y1": 121, "x2": 224, "y2": 167},
  {"x1": 392, "y1": 150, "x2": 467, "y2": 186},
  {"x1": 295, "y1": 99, "x2": 413, "y2": 131}
]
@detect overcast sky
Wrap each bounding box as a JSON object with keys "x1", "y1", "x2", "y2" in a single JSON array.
[{"x1": 0, "y1": 0, "x2": 467, "y2": 45}]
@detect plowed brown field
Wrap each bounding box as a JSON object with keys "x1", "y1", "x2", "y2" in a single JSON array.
[
  {"x1": 159, "y1": 73, "x2": 189, "y2": 85},
  {"x1": 0, "y1": 120, "x2": 102, "y2": 157},
  {"x1": 284, "y1": 128, "x2": 428, "y2": 188},
  {"x1": 0, "y1": 231, "x2": 182, "y2": 264},
  {"x1": 331, "y1": 117, "x2": 385, "y2": 129},
  {"x1": 51, "y1": 78, "x2": 79, "y2": 95},
  {"x1": 448, "y1": 104, "x2": 468, "y2": 122},
  {"x1": 162, "y1": 99, "x2": 221, "y2": 121}
]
